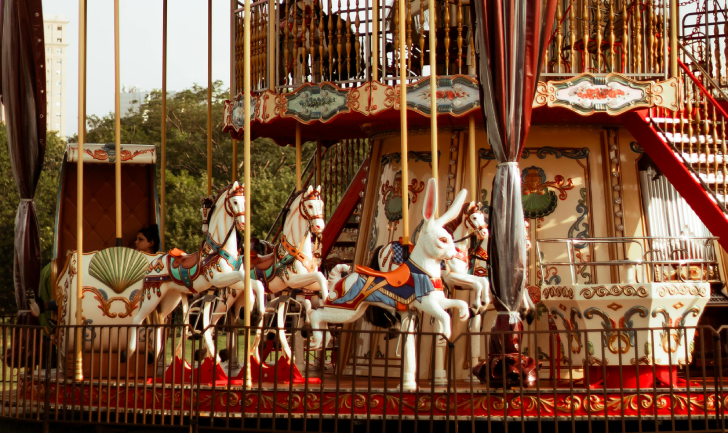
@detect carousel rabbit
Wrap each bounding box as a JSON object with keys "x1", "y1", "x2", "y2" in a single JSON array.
[{"x1": 306, "y1": 178, "x2": 469, "y2": 390}]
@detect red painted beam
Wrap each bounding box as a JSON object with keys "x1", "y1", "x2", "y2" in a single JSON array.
[
  {"x1": 320, "y1": 158, "x2": 371, "y2": 261},
  {"x1": 624, "y1": 109, "x2": 728, "y2": 252}
]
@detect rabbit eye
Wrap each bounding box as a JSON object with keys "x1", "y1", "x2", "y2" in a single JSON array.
[{"x1": 439, "y1": 237, "x2": 448, "y2": 243}]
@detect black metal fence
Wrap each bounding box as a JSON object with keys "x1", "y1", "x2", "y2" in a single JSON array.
[{"x1": 0, "y1": 322, "x2": 726, "y2": 432}]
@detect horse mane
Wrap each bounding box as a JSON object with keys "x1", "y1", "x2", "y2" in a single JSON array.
[{"x1": 442, "y1": 202, "x2": 471, "y2": 236}]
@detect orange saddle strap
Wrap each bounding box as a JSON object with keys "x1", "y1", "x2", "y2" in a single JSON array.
[{"x1": 354, "y1": 263, "x2": 411, "y2": 288}]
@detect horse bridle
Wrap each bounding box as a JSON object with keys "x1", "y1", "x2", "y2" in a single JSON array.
[
  {"x1": 453, "y1": 206, "x2": 485, "y2": 243},
  {"x1": 225, "y1": 185, "x2": 246, "y2": 218},
  {"x1": 299, "y1": 190, "x2": 324, "y2": 223}
]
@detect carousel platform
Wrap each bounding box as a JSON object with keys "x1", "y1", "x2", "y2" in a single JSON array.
[{"x1": 6, "y1": 367, "x2": 725, "y2": 421}]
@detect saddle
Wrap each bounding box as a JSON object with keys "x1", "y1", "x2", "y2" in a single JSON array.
[
  {"x1": 354, "y1": 264, "x2": 411, "y2": 288},
  {"x1": 251, "y1": 251, "x2": 276, "y2": 270},
  {"x1": 171, "y1": 251, "x2": 201, "y2": 270},
  {"x1": 248, "y1": 238, "x2": 277, "y2": 270}
]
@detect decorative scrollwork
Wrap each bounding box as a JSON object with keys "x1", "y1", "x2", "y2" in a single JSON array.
[
  {"x1": 542, "y1": 286, "x2": 574, "y2": 299},
  {"x1": 656, "y1": 284, "x2": 708, "y2": 297},
  {"x1": 580, "y1": 285, "x2": 649, "y2": 299}
]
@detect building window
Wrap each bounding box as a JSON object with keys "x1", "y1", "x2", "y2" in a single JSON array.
[
  {"x1": 56, "y1": 49, "x2": 62, "y2": 54},
  {"x1": 56, "y1": 92, "x2": 61, "y2": 96},
  {"x1": 55, "y1": 113, "x2": 61, "y2": 117},
  {"x1": 46, "y1": 48, "x2": 50, "y2": 53},
  {"x1": 56, "y1": 123, "x2": 60, "y2": 129},
  {"x1": 56, "y1": 81, "x2": 61, "y2": 85},
  {"x1": 56, "y1": 102, "x2": 60, "y2": 106},
  {"x1": 55, "y1": 70, "x2": 61, "y2": 75},
  {"x1": 57, "y1": 26, "x2": 62, "y2": 31},
  {"x1": 56, "y1": 38, "x2": 61, "y2": 43}
]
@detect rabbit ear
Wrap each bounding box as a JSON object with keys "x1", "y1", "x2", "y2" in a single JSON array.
[
  {"x1": 435, "y1": 188, "x2": 467, "y2": 227},
  {"x1": 422, "y1": 178, "x2": 437, "y2": 222}
]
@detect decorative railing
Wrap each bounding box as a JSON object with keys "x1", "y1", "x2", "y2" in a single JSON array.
[
  {"x1": 680, "y1": 3, "x2": 728, "y2": 91},
  {"x1": 1, "y1": 322, "x2": 725, "y2": 430},
  {"x1": 233, "y1": 0, "x2": 675, "y2": 93},
  {"x1": 537, "y1": 236, "x2": 719, "y2": 285},
  {"x1": 647, "y1": 44, "x2": 728, "y2": 210},
  {"x1": 542, "y1": 0, "x2": 670, "y2": 79}
]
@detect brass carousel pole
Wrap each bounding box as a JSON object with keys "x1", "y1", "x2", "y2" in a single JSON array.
[
  {"x1": 75, "y1": 0, "x2": 87, "y2": 381},
  {"x1": 243, "y1": 0, "x2": 253, "y2": 388},
  {"x1": 296, "y1": 123, "x2": 302, "y2": 190},
  {"x1": 670, "y1": 0, "x2": 677, "y2": 78},
  {"x1": 468, "y1": 114, "x2": 476, "y2": 197},
  {"x1": 399, "y1": 0, "x2": 409, "y2": 245},
  {"x1": 114, "y1": 0, "x2": 122, "y2": 246},
  {"x1": 428, "y1": 0, "x2": 437, "y2": 207},
  {"x1": 207, "y1": 0, "x2": 213, "y2": 197},
  {"x1": 161, "y1": 0, "x2": 167, "y2": 251},
  {"x1": 232, "y1": 0, "x2": 238, "y2": 183}
]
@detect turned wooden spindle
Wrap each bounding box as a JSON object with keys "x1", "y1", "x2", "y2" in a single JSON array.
[
  {"x1": 622, "y1": 0, "x2": 628, "y2": 74},
  {"x1": 394, "y1": 0, "x2": 400, "y2": 71},
  {"x1": 407, "y1": 0, "x2": 412, "y2": 74},
  {"x1": 647, "y1": 0, "x2": 653, "y2": 72},
  {"x1": 716, "y1": 11, "x2": 722, "y2": 85},
  {"x1": 582, "y1": 0, "x2": 589, "y2": 72},
  {"x1": 608, "y1": 0, "x2": 614, "y2": 72},
  {"x1": 595, "y1": 1, "x2": 601, "y2": 71},
  {"x1": 569, "y1": 0, "x2": 576, "y2": 73},
  {"x1": 355, "y1": 0, "x2": 361, "y2": 79},
  {"x1": 634, "y1": 1, "x2": 642, "y2": 73},
  {"x1": 328, "y1": 0, "x2": 334, "y2": 80},
  {"x1": 555, "y1": 1, "x2": 562, "y2": 73},
  {"x1": 444, "y1": 0, "x2": 450, "y2": 74},
  {"x1": 319, "y1": 2, "x2": 325, "y2": 79},
  {"x1": 420, "y1": 0, "x2": 426, "y2": 73},
  {"x1": 310, "y1": 1, "x2": 315, "y2": 82},
  {"x1": 337, "y1": 0, "x2": 343, "y2": 80},
  {"x1": 346, "y1": 0, "x2": 352, "y2": 79},
  {"x1": 457, "y1": 0, "x2": 463, "y2": 73}
]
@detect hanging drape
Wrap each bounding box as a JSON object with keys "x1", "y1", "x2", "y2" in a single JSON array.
[
  {"x1": 470, "y1": 0, "x2": 556, "y2": 386},
  {"x1": 1, "y1": 0, "x2": 47, "y2": 332}
]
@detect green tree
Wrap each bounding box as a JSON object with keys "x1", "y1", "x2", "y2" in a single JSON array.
[{"x1": 0, "y1": 82, "x2": 315, "y2": 312}]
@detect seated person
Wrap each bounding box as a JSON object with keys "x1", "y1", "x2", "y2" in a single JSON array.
[{"x1": 135, "y1": 224, "x2": 160, "y2": 254}]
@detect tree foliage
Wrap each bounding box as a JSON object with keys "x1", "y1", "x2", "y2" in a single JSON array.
[{"x1": 0, "y1": 81, "x2": 314, "y2": 312}]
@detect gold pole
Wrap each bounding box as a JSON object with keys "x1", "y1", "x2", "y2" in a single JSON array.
[
  {"x1": 232, "y1": 0, "x2": 238, "y2": 183},
  {"x1": 670, "y1": 0, "x2": 678, "y2": 78},
  {"x1": 114, "y1": 0, "x2": 122, "y2": 245},
  {"x1": 468, "y1": 113, "x2": 476, "y2": 199},
  {"x1": 399, "y1": 0, "x2": 409, "y2": 244},
  {"x1": 296, "y1": 122, "x2": 302, "y2": 190},
  {"x1": 243, "y1": 0, "x2": 253, "y2": 388},
  {"x1": 161, "y1": 0, "x2": 167, "y2": 251},
  {"x1": 372, "y1": 0, "x2": 379, "y2": 81},
  {"x1": 207, "y1": 0, "x2": 213, "y2": 197},
  {"x1": 316, "y1": 140, "x2": 322, "y2": 187},
  {"x1": 75, "y1": 0, "x2": 87, "y2": 382},
  {"x1": 428, "y1": 0, "x2": 437, "y2": 216}
]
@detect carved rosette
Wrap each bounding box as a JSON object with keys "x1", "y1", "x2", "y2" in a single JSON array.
[{"x1": 539, "y1": 283, "x2": 709, "y2": 367}]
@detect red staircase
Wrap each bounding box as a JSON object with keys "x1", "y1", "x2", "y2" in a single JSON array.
[{"x1": 623, "y1": 49, "x2": 728, "y2": 252}]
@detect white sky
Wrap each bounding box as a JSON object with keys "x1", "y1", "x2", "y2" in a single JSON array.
[{"x1": 42, "y1": 0, "x2": 234, "y2": 137}]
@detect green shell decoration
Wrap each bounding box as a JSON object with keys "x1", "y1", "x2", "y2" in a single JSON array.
[{"x1": 88, "y1": 247, "x2": 149, "y2": 294}]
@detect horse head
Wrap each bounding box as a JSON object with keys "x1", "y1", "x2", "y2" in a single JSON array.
[
  {"x1": 300, "y1": 185, "x2": 325, "y2": 235},
  {"x1": 226, "y1": 181, "x2": 246, "y2": 232},
  {"x1": 409, "y1": 179, "x2": 467, "y2": 277},
  {"x1": 465, "y1": 202, "x2": 488, "y2": 240}
]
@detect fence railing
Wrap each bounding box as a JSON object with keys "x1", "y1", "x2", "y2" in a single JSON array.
[
  {"x1": 537, "y1": 236, "x2": 720, "y2": 285},
  {"x1": 0, "y1": 321, "x2": 725, "y2": 431},
  {"x1": 233, "y1": 0, "x2": 672, "y2": 93}
]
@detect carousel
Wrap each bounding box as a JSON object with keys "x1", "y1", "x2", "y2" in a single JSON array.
[{"x1": 1, "y1": 0, "x2": 727, "y2": 431}]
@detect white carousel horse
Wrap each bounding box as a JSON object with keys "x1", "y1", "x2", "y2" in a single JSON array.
[
  {"x1": 375, "y1": 200, "x2": 490, "y2": 315},
  {"x1": 306, "y1": 178, "x2": 469, "y2": 390},
  {"x1": 127, "y1": 182, "x2": 266, "y2": 364},
  {"x1": 246, "y1": 185, "x2": 329, "y2": 360}
]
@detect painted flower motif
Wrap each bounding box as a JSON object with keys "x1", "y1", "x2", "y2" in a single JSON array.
[{"x1": 575, "y1": 87, "x2": 626, "y2": 100}]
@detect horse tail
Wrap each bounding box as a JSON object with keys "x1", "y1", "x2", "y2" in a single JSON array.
[
  {"x1": 369, "y1": 245, "x2": 384, "y2": 271},
  {"x1": 328, "y1": 263, "x2": 350, "y2": 289}
]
